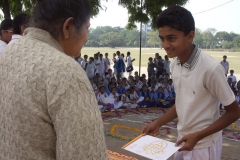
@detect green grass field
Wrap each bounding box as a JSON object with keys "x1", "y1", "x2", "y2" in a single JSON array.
[{"x1": 81, "y1": 47, "x2": 240, "y2": 77}]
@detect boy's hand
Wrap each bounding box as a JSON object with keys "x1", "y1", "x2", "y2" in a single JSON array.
[
  {"x1": 142, "y1": 120, "x2": 160, "y2": 136},
  {"x1": 175, "y1": 132, "x2": 200, "y2": 151}
]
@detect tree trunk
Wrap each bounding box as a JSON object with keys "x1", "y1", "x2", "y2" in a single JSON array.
[{"x1": 0, "y1": 0, "x2": 11, "y2": 19}]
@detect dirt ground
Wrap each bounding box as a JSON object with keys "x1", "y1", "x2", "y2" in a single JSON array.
[{"x1": 103, "y1": 108, "x2": 240, "y2": 160}]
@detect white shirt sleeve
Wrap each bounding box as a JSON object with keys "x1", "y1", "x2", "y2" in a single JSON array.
[{"x1": 205, "y1": 64, "x2": 235, "y2": 106}]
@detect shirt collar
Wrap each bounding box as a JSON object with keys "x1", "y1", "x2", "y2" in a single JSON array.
[
  {"x1": 11, "y1": 34, "x2": 22, "y2": 40},
  {"x1": 176, "y1": 45, "x2": 200, "y2": 70}
]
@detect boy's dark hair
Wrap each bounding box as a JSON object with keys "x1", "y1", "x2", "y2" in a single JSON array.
[
  {"x1": 122, "y1": 77, "x2": 127, "y2": 81},
  {"x1": 156, "y1": 6, "x2": 195, "y2": 35},
  {"x1": 84, "y1": 54, "x2": 88, "y2": 58},
  {"x1": 0, "y1": 19, "x2": 13, "y2": 36},
  {"x1": 130, "y1": 86, "x2": 135, "y2": 90},
  {"x1": 111, "y1": 87, "x2": 116, "y2": 91},
  {"x1": 99, "y1": 85, "x2": 105, "y2": 90},
  {"x1": 149, "y1": 57, "x2": 153, "y2": 61},
  {"x1": 13, "y1": 13, "x2": 30, "y2": 34},
  {"x1": 230, "y1": 70, "x2": 234, "y2": 72}
]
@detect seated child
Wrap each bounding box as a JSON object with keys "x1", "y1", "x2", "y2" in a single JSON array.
[
  {"x1": 110, "y1": 77, "x2": 117, "y2": 87},
  {"x1": 96, "y1": 86, "x2": 114, "y2": 111},
  {"x1": 166, "y1": 90, "x2": 176, "y2": 106},
  {"x1": 149, "y1": 81, "x2": 156, "y2": 100},
  {"x1": 162, "y1": 79, "x2": 171, "y2": 98},
  {"x1": 154, "y1": 86, "x2": 166, "y2": 107},
  {"x1": 109, "y1": 87, "x2": 123, "y2": 109},
  {"x1": 168, "y1": 79, "x2": 175, "y2": 92},
  {"x1": 142, "y1": 78, "x2": 148, "y2": 86},
  {"x1": 106, "y1": 82, "x2": 114, "y2": 95},
  {"x1": 130, "y1": 86, "x2": 144, "y2": 104},
  {"x1": 138, "y1": 85, "x2": 154, "y2": 107},
  {"x1": 135, "y1": 76, "x2": 143, "y2": 90},
  {"x1": 128, "y1": 75, "x2": 135, "y2": 84},
  {"x1": 117, "y1": 81, "x2": 126, "y2": 96},
  {"x1": 122, "y1": 77, "x2": 130, "y2": 90},
  {"x1": 122, "y1": 89, "x2": 138, "y2": 108}
]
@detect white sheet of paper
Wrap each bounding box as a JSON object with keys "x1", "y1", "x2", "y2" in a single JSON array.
[{"x1": 124, "y1": 135, "x2": 180, "y2": 160}]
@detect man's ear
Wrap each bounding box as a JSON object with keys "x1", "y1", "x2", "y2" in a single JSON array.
[
  {"x1": 187, "y1": 31, "x2": 195, "y2": 42},
  {"x1": 62, "y1": 17, "x2": 74, "y2": 39}
]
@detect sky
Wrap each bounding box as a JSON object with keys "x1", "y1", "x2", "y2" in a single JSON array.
[{"x1": 90, "y1": 0, "x2": 240, "y2": 34}]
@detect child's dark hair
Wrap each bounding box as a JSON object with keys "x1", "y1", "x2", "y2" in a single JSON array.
[
  {"x1": 99, "y1": 85, "x2": 105, "y2": 90},
  {"x1": 149, "y1": 57, "x2": 153, "y2": 61},
  {"x1": 89, "y1": 57, "x2": 94, "y2": 61},
  {"x1": 111, "y1": 87, "x2": 116, "y2": 91},
  {"x1": 156, "y1": 6, "x2": 195, "y2": 35}
]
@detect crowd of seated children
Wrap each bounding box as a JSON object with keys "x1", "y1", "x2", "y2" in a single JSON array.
[{"x1": 75, "y1": 52, "x2": 176, "y2": 112}]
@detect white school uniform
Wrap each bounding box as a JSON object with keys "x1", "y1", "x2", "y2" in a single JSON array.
[
  {"x1": 127, "y1": 56, "x2": 132, "y2": 76},
  {"x1": 98, "y1": 58, "x2": 106, "y2": 77},
  {"x1": 94, "y1": 59, "x2": 100, "y2": 74},
  {"x1": 135, "y1": 80, "x2": 143, "y2": 89},
  {"x1": 96, "y1": 92, "x2": 109, "y2": 109},
  {"x1": 171, "y1": 46, "x2": 235, "y2": 157},
  {"x1": 164, "y1": 60, "x2": 171, "y2": 74},
  {"x1": 109, "y1": 93, "x2": 123, "y2": 109},
  {"x1": 81, "y1": 60, "x2": 88, "y2": 69},
  {"x1": 228, "y1": 75, "x2": 237, "y2": 83},
  {"x1": 122, "y1": 94, "x2": 138, "y2": 108},
  {"x1": 7, "y1": 34, "x2": 22, "y2": 46},
  {"x1": 105, "y1": 57, "x2": 110, "y2": 72},
  {"x1": 220, "y1": 60, "x2": 229, "y2": 75},
  {"x1": 130, "y1": 91, "x2": 144, "y2": 103},
  {"x1": 85, "y1": 63, "x2": 95, "y2": 79}
]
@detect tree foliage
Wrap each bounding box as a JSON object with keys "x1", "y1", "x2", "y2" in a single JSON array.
[
  {"x1": 193, "y1": 28, "x2": 240, "y2": 49},
  {"x1": 1, "y1": 0, "x2": 189, "y2": 29},
  {"x1": 147, "y1": 30, "x2": 161, "y2": 47},
  {"x1": 118, "y1": 0, "x2": 189, "y2": 29},
  {"x1": 86, "y1": 26, "x2": 141, "y2": 48},
  {"x1": 0, "y1": 0, "x2": 101, "y2": 19}
]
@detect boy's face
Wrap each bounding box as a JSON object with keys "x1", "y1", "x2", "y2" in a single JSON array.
[
  {"x1": 158, "y1": 26, "x2": 194, "y2": 58},
  {"x1": 111, "y1": 88, "x2": 116, "y2": 94},
  {"x1": 143, "y1": 86, "x2": 148, "y2": 91},
  {"x1": 158, "y1": 88, "x2": 163, "y2": 93},
  {"x1": 100, "y1": 87, "x2": 105, "y2": 93}
]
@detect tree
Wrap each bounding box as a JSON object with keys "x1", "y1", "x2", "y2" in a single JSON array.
[
  {"x1": 233, "y1": 35, "x2": 240, "y2": 48},
  {"x1": 147, "y1": 31, "x2": 161, "y2": 47},
  {"x1": 193, "y1": 28, "x2": 203, "y2": 48},
  {"x1": 99, "y1": 32, "x2": 124, "y2": 48},
  {"x1": 0, "y1": 0, "x2": 101, "y2": 19},
  {"x1": 1, "y1": 0, "x2": 189, "y2": 29},
  {"x1": 221, "y1": 41, "x2": 233, "y2": 49},
  {"x1": 118, "y1": 0, "x2": 189, "y2": 29}
]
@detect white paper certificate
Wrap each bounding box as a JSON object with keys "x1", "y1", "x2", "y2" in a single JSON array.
[{"x1": 123, "y1": 135, "x2": 180, "y2": 160}]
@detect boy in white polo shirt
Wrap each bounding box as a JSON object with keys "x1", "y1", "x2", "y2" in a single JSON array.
[{"x1": 142, "y1": 6, "x2": 240, "y2": 160}]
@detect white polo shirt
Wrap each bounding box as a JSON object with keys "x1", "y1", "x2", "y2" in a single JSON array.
[
  {"x1": 0, "y1": 40, "x2": 7, "y2": 54},
  {"x1": 220, "y1": 60, "x2": 229, "y2": 75},
  {"x1": 171, "y1": 46, "x2": 235, "y2": 149},
  {"x1": 7, "y1": 34, "x2": 22, "y2": 46}
]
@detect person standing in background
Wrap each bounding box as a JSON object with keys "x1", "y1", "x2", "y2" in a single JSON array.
[
  {"x1": 0, "y1": 19, "x2": 13, "y2": 54},
  {"x1": 8, "y1": 13, "x2": 30, "y2": 46},
  {"x1": 164, "y1": 55, "x2": 171, "y2": 75},
  {"x1": 220, "y1": 55, "x2": 229, "y2": 76},
  {"x1": 104, "y1": 52, "x2": 110, "y2": 73},
  {"x1": 126, "y1": 51, "x2": 135, "y2": 77},
  {"x1": 98, "y1": 54, "x2": 106, "y2": 77}
]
